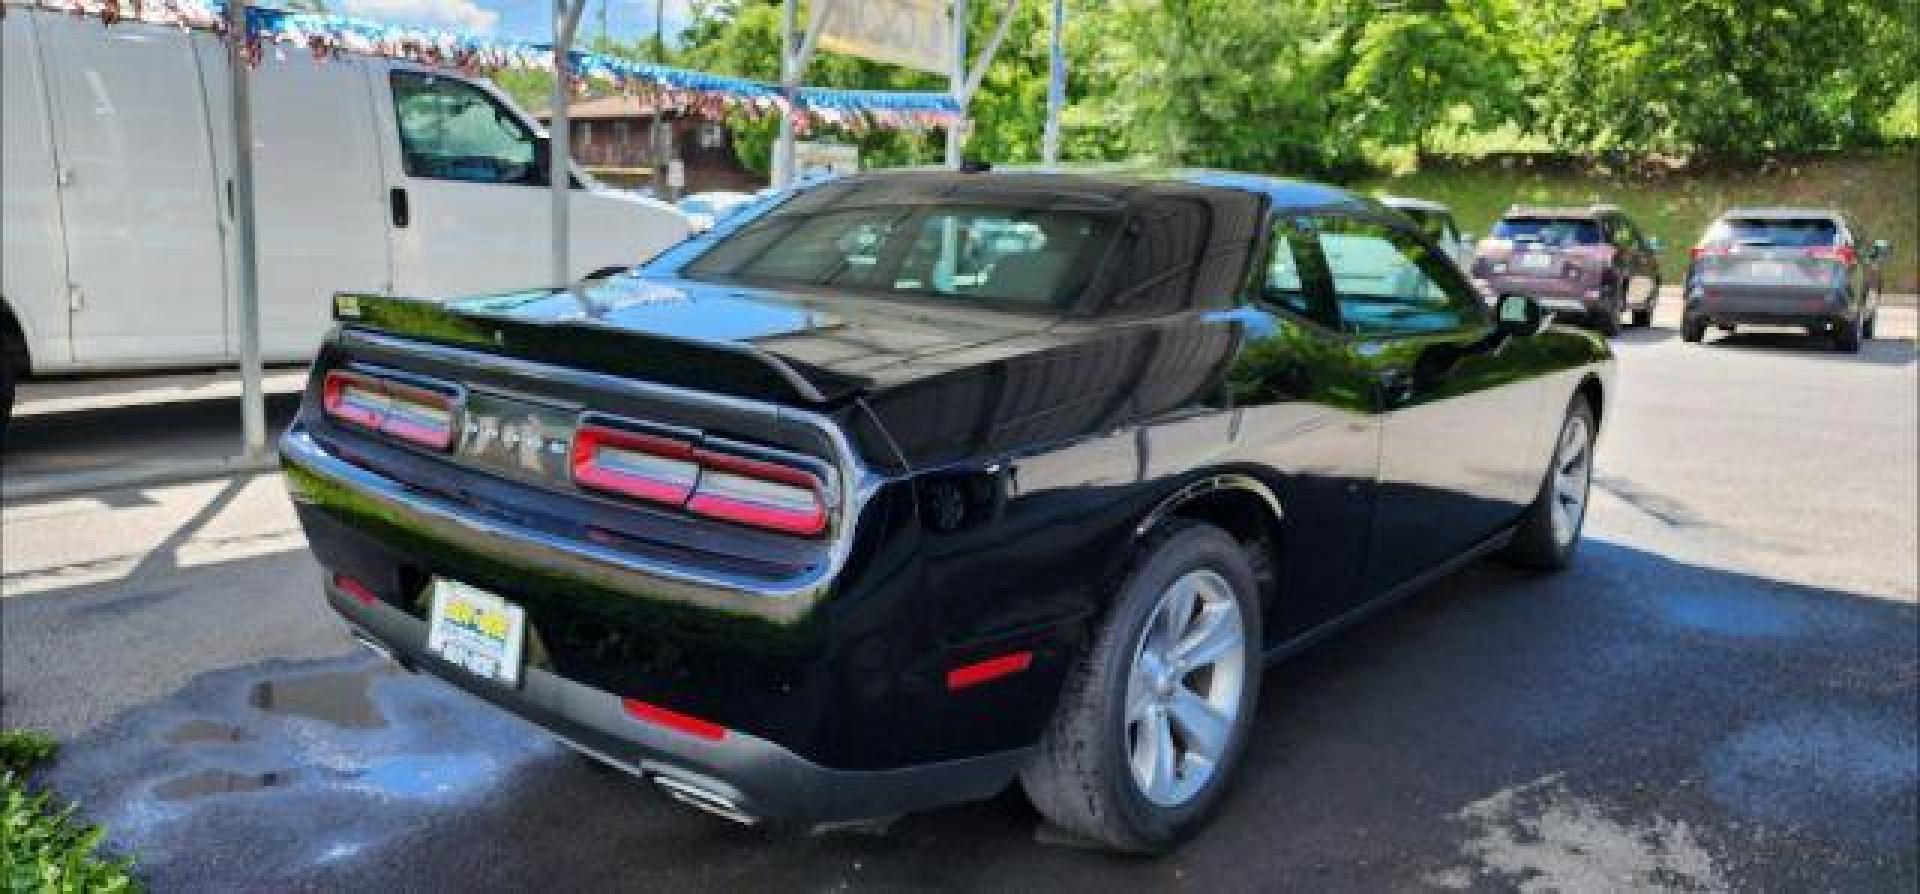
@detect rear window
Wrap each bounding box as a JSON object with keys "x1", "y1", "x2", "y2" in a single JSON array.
[
  {"x1": 1492, "y1": 217, "x2": 1603, "y2": 246},
  {"x1": 1705, "y1": 218, "x2": 1838, "y2": 247},
  {"x1": 684, "y1": 204, "x2": 1119, "y2": 308}
]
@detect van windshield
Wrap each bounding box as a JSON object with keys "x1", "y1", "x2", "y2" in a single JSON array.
[
  {"x1": 1706, "y1": 218, "x2": 1838, "y2": 247},
  {"x1": 1492, "y1": 217, "x2": 1603, "y2": 246},
  {"x1": 684, "y1": 204, "x2": 1119, "y2": 308}
]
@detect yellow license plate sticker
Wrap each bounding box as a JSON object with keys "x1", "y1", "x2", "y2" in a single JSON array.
[{"x1": 426, "y1": 579, "x2": 527, "y2": 686}]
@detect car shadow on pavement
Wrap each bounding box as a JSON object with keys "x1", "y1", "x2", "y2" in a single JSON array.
[
  {"x1": 16, "y1": 538, "x2": 1915, "y2": 892},
  {"x1": 1698, "y1": 330, "x2": 1916, "y2": 367},
  {"x1": 1609, "y1": 325, "x2": 1676, "y2": 346}
]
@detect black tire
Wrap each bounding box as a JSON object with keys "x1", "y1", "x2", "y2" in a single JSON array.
[
  {"x1": 1681, "y1": 314, "x2": 1706, "y2": 343},
  {"x1": 1630, "y1": 304, "x2": 1653, "y2": 328},
  {"x1": 1021, "y1": 520, "x2": 1262, "y2": 853},
  {"x1": 1592, "y1": 305, "x2": 1621, "y2": 337},
  {"x1": 1863, "y1": 311, "x2": 1877, "y2": 340},
  {"x1": 1500, "y1": 395, "x2": 1596, "y2": 571},
  {"x1": 0, "y1": 346, "x2": 15, "y2": 436},
  {"x1": 1833, "y1": 314, "x2": 1862, "y2": 353}
]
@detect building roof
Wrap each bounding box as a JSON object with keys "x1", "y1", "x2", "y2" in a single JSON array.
[{"x1": 533, "y1": 95, "x2": 675, "y2": 121}]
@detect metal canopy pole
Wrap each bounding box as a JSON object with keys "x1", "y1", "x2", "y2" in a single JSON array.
[
  {"x1": 225, "y1": 0, "x2": 267, "y2": 459},
  {"x1": 1043, "y1": 0, "x2": 1064, "y2": 166},
  {"x1": 775, "y1": 0, "x2": 835, "y2": 189},
  {"x1": 945, "y1": 0, "x2": 966, "y2": 168},
  {"x1": 551, "y1": 0, "x2": 586, "y2": 288}
]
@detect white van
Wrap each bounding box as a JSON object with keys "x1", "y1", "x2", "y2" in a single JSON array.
[{"x1": 1, "y1": 2, "x2": 690, "y2": 420}]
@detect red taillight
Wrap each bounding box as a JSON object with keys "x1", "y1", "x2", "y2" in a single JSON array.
[
  {"x1": 622, "y1": 698, "x2": 727, "y2": 741},
  {"x1": 1691, "y1": 244, "x2": 1729, "y2": 261},
  {"x1": 332, "y1": 573, "x2": 378, "y2": 606},
  {"x1": 322, "y1": 369, "x2": 457, "y2": 451},
  {"x1": 685, "y1": 450, "x2": 828, "y2": 536},
  {"x1": 570, "y1": 424, "x2": 700, "y2": 506},
  {"x1": 1807, "y1": 245, "x2": 1857, "y2": 265},
  {"x1": 570, "y1": 421, "x2": 829, "y2": 537}
]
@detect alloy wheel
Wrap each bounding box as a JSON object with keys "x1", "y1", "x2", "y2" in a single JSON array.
[
  {"x1": 1549, "y1": 414, "x2": 1593, "y2": 547},
  {"x1": 1125, "y1": 569, "x2": 1247, "y2": 807}
]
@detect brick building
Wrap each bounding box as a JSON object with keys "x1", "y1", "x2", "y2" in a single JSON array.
[{"x1": 537, "y1": 96, "x2": 763, "y2": 197}]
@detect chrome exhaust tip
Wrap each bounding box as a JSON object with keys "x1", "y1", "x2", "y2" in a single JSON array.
[{"x1": 652, "y1": 774, "x2": 758, "y2": 825}]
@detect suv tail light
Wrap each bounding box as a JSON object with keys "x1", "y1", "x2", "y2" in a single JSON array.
[
  {"x1": 571, "y1": 421, "x2": 829, "y2": 537},
  {"x1": 322, "y1": 370, "x2": 458, "y2": 451},
  {"x1": 1806, "y1": 245, "x2": 1858, "y2": 265}
]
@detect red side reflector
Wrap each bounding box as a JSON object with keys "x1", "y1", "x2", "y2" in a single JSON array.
[
  {"x1": 622, "y1": 698, "x2": 727, "y2": 741},
  {"x1": 947, "y1": 651, "x2": 1034, "y2": 691},
  {"x1": 333, "y1": 573, "x2": 378, "y2": 606}
]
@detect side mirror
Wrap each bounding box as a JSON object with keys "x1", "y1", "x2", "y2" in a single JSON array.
[
  {"x1": 1496, "y1": 294, "x2": 1552, "y2": 338},
  {"x1": 1645, "y1": 236, "x2": 1664, "y2": 251},
  {"x1": 530, "y1": 135, "x2": 552, "y2": 186}
]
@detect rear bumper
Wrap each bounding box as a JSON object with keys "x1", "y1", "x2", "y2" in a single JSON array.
[
  {"x1": 280, "y1": 423, "x2": 1047, "y2": 824},
  {"x1": 331, "y1": 583, "x2": 1029, "y2": 826},
  {"x1": 1479, "y1": 275, "x2": 1607, "y2": 313},
  {"x1": 1687, "y1": 288, "x2": 1850, "y2": 324}
]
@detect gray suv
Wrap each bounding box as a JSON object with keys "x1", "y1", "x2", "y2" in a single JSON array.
[{"x1": 1681, "y1": 208, "x2": 1890, "y2": 352}]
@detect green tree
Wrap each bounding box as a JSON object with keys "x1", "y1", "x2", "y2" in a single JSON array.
[
  {"x1": 1511, "y1": 0, "x2": 1918, "y2": 155},
  {"x1": 1340, "y1": 0, "x2": 1519, "y2": 156}
]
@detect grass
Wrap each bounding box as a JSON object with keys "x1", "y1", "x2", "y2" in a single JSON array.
[
  {"x1": 1355, "y1": 150, "x2": 1919, "y2": 294},
  {"x1": 2, "y1": 730, "x2": 140, "y2": 893}
]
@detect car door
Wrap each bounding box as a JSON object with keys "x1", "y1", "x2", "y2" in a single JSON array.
[
  {"x1": 41, "y1": 13, "x2": 228, "y2": 366},
  {"x1": 1305, "y1": 211, "x2": 1546, "y2": 594},
  {"x1": 196, "y1": 43, "x2": 392, "y2": 361},
  {"x1": 379, "y1": 69, "x2": 550, "y2": 298}
]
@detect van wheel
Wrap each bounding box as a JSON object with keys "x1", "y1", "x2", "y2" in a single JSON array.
[
  {"x1": 1021, "y1": 520, "x2": 1261, "y2": 853},
  {"x1": 1630, "y1": 307, "x2": 1653, "y2": 328},
  {"x1": 1500, "y1": 395, "x2": 1595, "y2": 571},
  {"x1": 0, "y1": 345, "x2": 16, "y2": 433}
]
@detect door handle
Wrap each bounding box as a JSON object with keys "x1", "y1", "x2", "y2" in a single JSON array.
[{"x1": 389, "y1": 187, "x2": 410, "y2": 228}]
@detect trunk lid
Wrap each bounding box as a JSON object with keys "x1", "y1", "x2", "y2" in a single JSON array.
[{"x1": 334, "y1": 276, "x2": 1064, "y2": 408}]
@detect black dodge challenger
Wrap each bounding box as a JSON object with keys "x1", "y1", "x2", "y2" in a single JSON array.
[{"x1": 282, "y1": 169, "x2": 1613, "y2": 852}]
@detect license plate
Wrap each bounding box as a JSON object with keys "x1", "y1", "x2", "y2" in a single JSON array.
[
  {"x1": 1517, "y1": 252, "x2": 1556, "y2": 270},
  {"x1": 426, "y1": 579, "x2": 527, "y2": 686},
  {"x1": 1747, "y1": 261, "x2": 1787, "y2": 280}
]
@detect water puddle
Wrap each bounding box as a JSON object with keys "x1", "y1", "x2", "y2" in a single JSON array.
[
  {"x1": 154, "y1": 769, "x2": 296, "y2": 801},
  {"x1": 248, "y1": 667, "x2": 395, "y2": 729},
  {"x1": 165, "y1": 719, "x2": 251, "y2": 745}
]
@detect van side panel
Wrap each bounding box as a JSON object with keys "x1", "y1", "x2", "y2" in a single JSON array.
[
  {"x1": 196, "y1": 40, "x2": 393, "y2": 361},
  {"x1": 2, "y1": 10, "x2": 71, "y2": 369}
]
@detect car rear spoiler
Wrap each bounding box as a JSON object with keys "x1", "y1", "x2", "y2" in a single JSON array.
[{"x1": 328, "y1": 293, "x2": 865, "y2": 406}]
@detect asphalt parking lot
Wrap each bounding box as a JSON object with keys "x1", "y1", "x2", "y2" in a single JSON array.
[{"x1": 2, "y1": 302, "x2": 1914, "y2": 891}]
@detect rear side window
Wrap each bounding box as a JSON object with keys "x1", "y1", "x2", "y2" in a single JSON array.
[
  {"x1": 1705, "y1": 218, "x2": 1839, "y2": 247},
  {"x1": 685, "y1": 204, "x2": 1118, "y2": 308},
  {"x1": 1492, "y1": 217, "x2": 1604, "y2": 246},
  {"x1": 390, "y1": 72, "x2": 538, "y2": 184}
]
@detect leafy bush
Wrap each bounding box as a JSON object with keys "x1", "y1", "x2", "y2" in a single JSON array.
[{"x1": 2, "y1": 730, "x2": 140, "y2": 893}]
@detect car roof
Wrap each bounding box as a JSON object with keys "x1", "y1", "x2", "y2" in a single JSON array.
[
  {"x1": 1378, "y1": 195, "x2": 1451, "y2": 213},
  {"x1": 1718, "y1": 207, "x2": 1844, "y2": 220},
  {"x1": 1502, "y1": 205, "x2": 1610, "y2": 219},
  {"x1": 813, "y1": 167, "x2": 1372, "y2": 213}
]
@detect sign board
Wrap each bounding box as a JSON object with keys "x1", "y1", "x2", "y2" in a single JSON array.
[
  {"x1": 814, "y1": 0, "x2": 952, "y2": 76},
  {"x1": 793, "y1": 141, "x2": 861, "y2": 180}
]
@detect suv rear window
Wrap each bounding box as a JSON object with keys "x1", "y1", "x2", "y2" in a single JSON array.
[
  {"x1": 685, "y1": 204, "x2": 1119, "y2": 308},
  {"x1": 1491, "y1": 217, "x2": 1603, "y2": 246},
  {"x1": 1705, "y1": 218, "x2": 1838, "y2": 247}
]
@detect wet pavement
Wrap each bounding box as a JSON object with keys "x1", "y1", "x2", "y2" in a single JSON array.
[{"x1": 3, "y1": 306, "x2": 1915, "y2": 891}]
